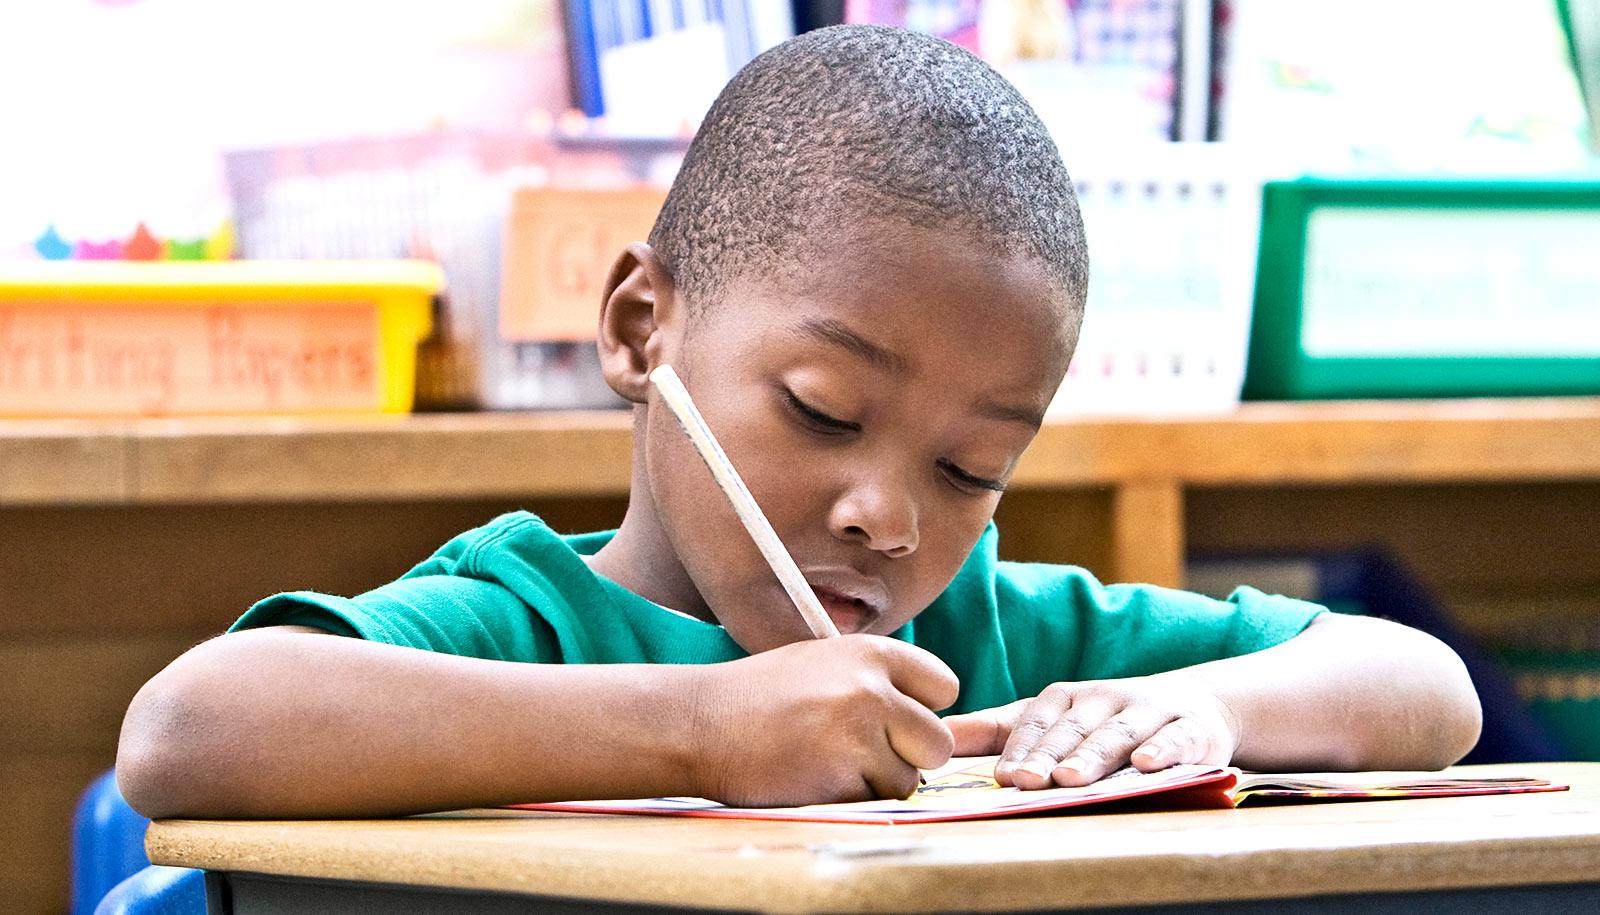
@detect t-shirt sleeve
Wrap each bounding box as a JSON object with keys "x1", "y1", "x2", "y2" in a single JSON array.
[
  {"x1": 996, "y1": 563, "x2": 1326, "y2": 694},
  {"x1": 229, "y1": 522, "x2": 562, "y2": 664}
]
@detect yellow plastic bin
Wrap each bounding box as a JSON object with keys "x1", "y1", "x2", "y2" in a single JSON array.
[{"x1": 0, "y1": 260, "x2": 441, "y2": 417}]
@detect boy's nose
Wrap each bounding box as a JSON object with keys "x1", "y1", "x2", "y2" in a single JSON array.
[{"x1": 828, "y1": 481, "x2": 919, "y2": 558}]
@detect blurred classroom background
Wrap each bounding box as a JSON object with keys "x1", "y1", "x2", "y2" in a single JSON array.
[{"x1": 2, "y1": 1, "x2": 1599, "y2": 912}]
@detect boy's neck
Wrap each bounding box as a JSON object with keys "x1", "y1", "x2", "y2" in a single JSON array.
[{"x1": 586, "y1": 412, "x2": 717, "y2": 623}]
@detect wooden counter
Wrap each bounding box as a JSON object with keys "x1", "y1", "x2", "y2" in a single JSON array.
[
  {"x1": 6, "y1": 398, "x2": 1600, "y2": 505},
  {"x1": 5, "y1": 397, "x2": 1599, "y2": 586},
  {"x1": 145, "y1": 763, "x2": 1600, "y2": 913}
]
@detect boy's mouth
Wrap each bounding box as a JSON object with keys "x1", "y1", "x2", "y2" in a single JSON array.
[{"x1": 806, "y1": 575, "x2": 887, "y2": 634}]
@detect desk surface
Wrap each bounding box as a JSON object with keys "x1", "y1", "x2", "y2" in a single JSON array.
[{"x1": 147, "y1": 762, "x2": 1600, "y2": 913}]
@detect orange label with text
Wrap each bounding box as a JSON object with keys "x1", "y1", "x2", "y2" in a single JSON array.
[
  {"x1": 500, "y1": 186, "x2": 667, "y2": 342},
  {"x1": 0, "y1": 304, "x2": 379, "y2": 416}
]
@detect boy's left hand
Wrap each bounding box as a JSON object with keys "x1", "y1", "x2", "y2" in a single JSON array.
[{"x1": 943, "y1": 675, "x2": 1241, "y2": 789}]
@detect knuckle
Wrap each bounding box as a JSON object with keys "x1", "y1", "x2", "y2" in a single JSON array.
[
  {"x1": 855, "y1": 635, "x2": 889, "y2": 662},
  {"x1": 1143, "y1": 728, "x2": 1178, "y2": 753},
  {"x1": 1101, "y1": 718, "x2": 1146, "y2": 746},
  {"x1": 1079, "y1": 683, "x2": 1121, "y2": 704},
  {"x1": 1011, "y1": 715, "x2": 1054, "y2": 744},
  {"x1": 1183, "y1": 722, "x2": 1218, "y2": 759},
  {"x1": 1165, "y1": 716, "x2": 1201, "y2": 742},
  {"x1": 1057, "y1": 717, "x2": 1096, "y2": 744},
  {"x1": 845, "y1": 632, "x2": 882, "y2": 656},
  {"x1": 1072, "y1": 742, "x2": 1113, "y2": 766},
  {"x1": 849, "y1": 669, "x2": 885, "y2": 697},
  {"x1": 1161, "y1": 720, "x2": 1207, "y2": 761},
  {"x1": 1041, "y1": 682, "x2": 1075, "y2": 702},
  {"x1": 828, "y1": 707, "x2": 874, "y2": 746},
  {"x1": 1163, "y1": 716, "x2": 1196, "y2": 736},
  {"x1": 1034, "y1": 722, "x2": 1094, "y2": 759}
]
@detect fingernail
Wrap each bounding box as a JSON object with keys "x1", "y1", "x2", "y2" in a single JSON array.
[
  {"x1": 1060, "y1": 756, "x2": 1087, "y2": 777},
  {"x1": 1018, "y1": 759, "x2": 1053, "y2": 779}
]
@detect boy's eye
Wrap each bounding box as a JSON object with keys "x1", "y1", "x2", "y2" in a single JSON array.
[
  {"x1": 783, "y1": 387, "x2": 1004, "y2": 492},
  {"x1": 783, "y1": 389, "x2": 859, "y2": 434},
  {"x1": 940, "y1": 459, "x2": 1007, "y2": 494}
]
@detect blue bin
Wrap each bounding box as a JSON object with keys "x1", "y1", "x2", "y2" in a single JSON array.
[{"x1": 71, "y1": 770, "x2": 152, "y2": 915}]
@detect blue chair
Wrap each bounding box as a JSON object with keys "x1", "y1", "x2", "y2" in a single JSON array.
[
  {"x1": 72, "y1": 770, "x2": 152, "y2": 915},
  {"x1": 93, "y1": 866, "x2": 206, "y2": 915}
]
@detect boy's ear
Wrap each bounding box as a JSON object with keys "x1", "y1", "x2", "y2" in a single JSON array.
[{"x1": 597, "y1": 242, "x2": 682, "y2": 404}]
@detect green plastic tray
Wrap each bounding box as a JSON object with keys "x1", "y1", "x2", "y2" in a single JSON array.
[{"x1": 1243, "y1": 177, "x2": 1600, "y2": 400}]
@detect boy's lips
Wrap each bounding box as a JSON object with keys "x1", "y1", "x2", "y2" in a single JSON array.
[{"x1": 805, "y1": 572, "x2": 888, "y2": 634}]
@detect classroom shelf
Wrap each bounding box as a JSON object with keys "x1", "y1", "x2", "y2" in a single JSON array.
[
  {"x1": 5, "y1": 398, "x2": 1596, "y2": 590},
  {"x1": 4, "y1": 398, "x2": 1598, "y2": 506}
]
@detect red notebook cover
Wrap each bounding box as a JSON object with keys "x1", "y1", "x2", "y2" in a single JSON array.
[{"x1": 509, "y1": 757, "x2": 1567, "y2": 825}]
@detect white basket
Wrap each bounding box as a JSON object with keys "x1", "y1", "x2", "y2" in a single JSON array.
[{"x1": 1051, "y1": 143, "x2": 1264, "y2": 416}]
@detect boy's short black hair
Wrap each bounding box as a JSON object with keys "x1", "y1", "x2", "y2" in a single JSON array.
[{"x1": 649, "y1": 24, "x2": 1089, "y2": 316}]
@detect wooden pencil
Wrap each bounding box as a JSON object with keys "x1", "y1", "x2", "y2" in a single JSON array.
[{"x1": 649, "y1": 364, "x2": 840, "y2": 640}]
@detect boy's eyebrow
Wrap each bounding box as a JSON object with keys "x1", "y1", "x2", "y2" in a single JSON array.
[
  {"x1": 797, "y1": 318, "x2": 1044, "y2": 429},
  {"x1": 975, "y1": 398, "x2": 1046, "y2": 430},
  {"x1": 798, "y1": 318, "x2": 907, "y2": 375}
]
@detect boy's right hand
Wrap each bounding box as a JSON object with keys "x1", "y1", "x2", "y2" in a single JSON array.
[{"x1": 688, "y1": 635, "x2": 959, "y2": 807}]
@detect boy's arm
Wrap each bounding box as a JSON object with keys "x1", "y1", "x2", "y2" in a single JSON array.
[
  {"x1": 117, "y1": 626, "x2": 958, "y2": 819},
  {"x1": 946, "y1": 613, "x2": 1482, "y2": 788},
  {"x1": 1179, "y1": 613, "x2": 1481, "y2": 773}
]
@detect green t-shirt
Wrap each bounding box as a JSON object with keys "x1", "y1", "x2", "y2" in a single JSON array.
[{"x1": 232, "y1": 511, "x2": 1324, "y2": 714}]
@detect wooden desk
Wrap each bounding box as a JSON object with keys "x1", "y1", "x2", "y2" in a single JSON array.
[{"x1": 146, "y1": 763, "x2": 1600, "y2": 914}]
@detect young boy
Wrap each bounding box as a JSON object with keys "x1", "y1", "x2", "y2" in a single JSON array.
[{"x1": 118, "y1": 26, "x2": 1481, "y2": 818}]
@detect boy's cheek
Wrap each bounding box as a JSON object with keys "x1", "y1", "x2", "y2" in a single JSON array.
[
  {"x1": 654, "y1": 424, "x2": 763, "y2": 564},
  {"x1": 646, "y1": 412, "x2": 813, "y2": 645},
  {"x1": 646, "y1": 388, "x2": 985, "y2": 639}
]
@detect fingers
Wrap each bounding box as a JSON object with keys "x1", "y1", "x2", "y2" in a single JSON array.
[
  {"x1": 885, "y1": 698, "x2": 956, "y2": 771},
  {"x1": 1131, "y1": 717, "x2": 1217, "y2": 772},
  {"x1": 1038, "y1": 704, "x2": 1176, "y2": 786},
  {"x1": 993, "y1": 685, "x2": 1183, "y2": 789},
  {"x1": 998, "y1": 694, "x2": 1113, "y2": 787},
  {"x1": 870, "y1": 638, "x2": 961, "y2": 712},
  {"x1": 863, "y1": 766, "x2": 922, "y2": 802},
  {"x1": 945, "y1": 700, "x2": 1029, "y2": 756},
  {"x1": 851, "y1": 698, "x2": 949, "y2": 802},
  {"x1": 992, "y1": 685, "x2": 1101, "y2": 786}
]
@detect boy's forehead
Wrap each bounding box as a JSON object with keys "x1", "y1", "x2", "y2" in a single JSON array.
[
  {"x1": 702, "y1": 225, "x2": 1076, "y2": 393},
  {"x1": 743, "y1": 224, "x2": 1069, "y2": 328}
]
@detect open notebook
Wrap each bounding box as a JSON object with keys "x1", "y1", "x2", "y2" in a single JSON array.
[{"x1": 510, "y1": 756, "x2": 1566, "y2": 825}]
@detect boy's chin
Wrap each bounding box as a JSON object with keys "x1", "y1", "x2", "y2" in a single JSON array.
[
  {"x1": 715, "y1": 593, "x2": 834, "y2": 653},
  {"x1": 718, "y1": 600, "x2": 888, "y2": 655},
  {"x1": 723, "y1": 618, "x2": 821, "y2": 654}
]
